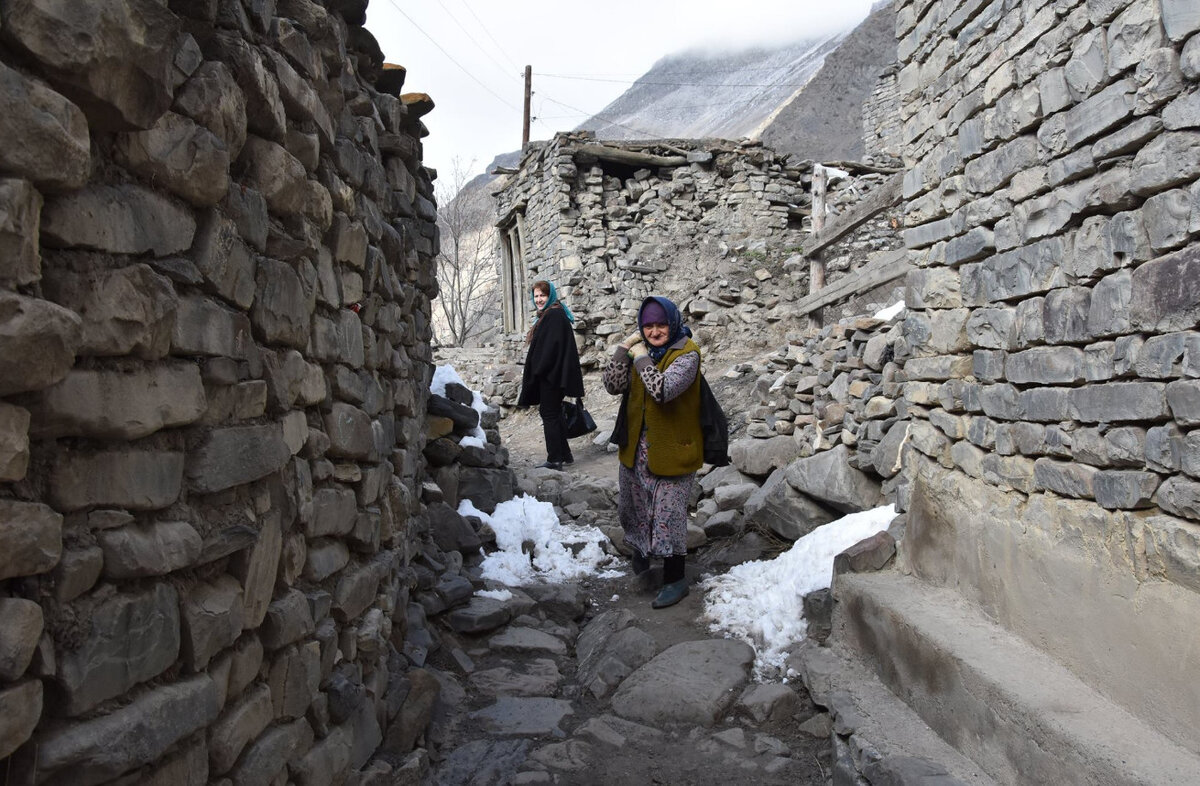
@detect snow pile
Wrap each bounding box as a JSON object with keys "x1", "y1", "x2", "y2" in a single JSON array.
[
  {"x1": 430, "y1": 364, "x2": 487, "y2": 440},
  {"x1": 873, "y1": 300, "x2": 905, "y2": 321},
  {"x1": 460, "y1": 495, "x2": 622, "y2": 587},
  {"x1": 702, "y1": 505, "x2": 896, "y2": 677}
]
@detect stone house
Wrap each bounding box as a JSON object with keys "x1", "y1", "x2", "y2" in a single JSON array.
[{"x1": 490, "y1": 131, "x2": 907, "y2": 375}]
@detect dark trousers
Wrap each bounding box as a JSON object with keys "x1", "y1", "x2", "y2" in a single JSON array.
[
  {"x1": 537, "y1": 380, "x2": 573, "y2": 463},
  {"x1": 663, "y1": 555, "x2": 686, "y2": 584}
]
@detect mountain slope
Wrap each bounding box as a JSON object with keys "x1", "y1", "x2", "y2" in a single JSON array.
[
  {"x1": 760, "y1": 2, "x2": 897, "y2": 162},
  {"x1": 452, "y1": 5, "x2": 895, "y2": 213},
  {"x1": 576, "y1": 33, "x2": 848, "y2": 142}
]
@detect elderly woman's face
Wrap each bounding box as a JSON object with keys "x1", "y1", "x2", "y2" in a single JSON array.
[
  {"x1": 533, "y1": 288, "x2": 549, "y2": 309},
  {"x1": 642, "y1": 322, "x2": 670, "y2": 347}
]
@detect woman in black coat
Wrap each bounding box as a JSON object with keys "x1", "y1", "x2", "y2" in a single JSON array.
[{"x1": 518, "y1": 280, "x2": 585, "y2": 470}]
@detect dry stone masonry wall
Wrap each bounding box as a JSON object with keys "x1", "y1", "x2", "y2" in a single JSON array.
[
  {"x1": 0, "y1": 0, "x2": 448, "y2": 782},
  {"x1": 891, "y1": 0, "x2": 1200, "y2": 752},
  {"x1": 487, "y1": 132, "x2": 906, "y2": 398},
  {"x1": 494, "y1": 132, "x2": 810, "y2": 368},
  {"x1": 860, "y1": 64, "x2": 904, "y2": 168},
  {"x1": 896, "y1": 0, "x2": 1200, "y2": 539}
]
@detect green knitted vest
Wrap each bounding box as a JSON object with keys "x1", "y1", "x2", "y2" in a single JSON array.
[{"x1": 619, "y1": 339, "x2": 703, "y2": 476}]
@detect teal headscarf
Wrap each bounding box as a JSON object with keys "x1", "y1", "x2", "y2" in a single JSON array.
[{"x1": 530, "y1": 282, "x2": 575, "y2": 324}]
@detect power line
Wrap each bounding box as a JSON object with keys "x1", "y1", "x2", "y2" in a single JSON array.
[
  {"x1": 456, "y1": 0, "x2": 524, "y2": 74},
  {"x1": 534, "y1": 94, "x2": 782, "y2": 120},
  {"x1": 538, "y1": 73, "x2": 813, "y2": 88},
  {"x1": 429, "y1": 0, "x2": 520, "y2": 83},
  {"x1": 538, "y1": 94, "x2": 661, "y2": 139},
  {"x1": 383, "y1": 0, "x2": 521, "y2": 113},
  {"x1": 539, "y1": 66, "x2": 810, "y2": 78}
]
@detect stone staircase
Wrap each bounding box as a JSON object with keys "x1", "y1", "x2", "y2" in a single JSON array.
[
  {"x1": 831, "y1": 572, "x2": 1200, "y2": 785},
  {"x1": 802, "y1": 457, "x2": 1200, "y2": 785}
]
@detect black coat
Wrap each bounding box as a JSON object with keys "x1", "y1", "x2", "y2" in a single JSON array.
[{"x1": 518, "y1": 306, "x2": 585, "y2": 405}]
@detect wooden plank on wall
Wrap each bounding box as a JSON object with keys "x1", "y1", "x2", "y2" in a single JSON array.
[
  {"x1": 810, "y1": 165, "x2": 827, "y2": 295},
  {"x1": 791, "y1": 248, "x2": 910, "y2": 318},
  {"x1": 803, "y1": 172, "x2": 903, "y2": 259},
  {"x1": 570, "y1": 145, "x2": 689, "y2": 169}
]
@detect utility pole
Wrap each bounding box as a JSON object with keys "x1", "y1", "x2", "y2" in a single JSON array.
[{"x1": 522, "y1": 65, "x2": 531, "y2": 148}]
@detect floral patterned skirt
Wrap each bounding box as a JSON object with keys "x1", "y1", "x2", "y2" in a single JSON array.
[{"x1": 618, "y1": 431, "x2": 694, "y2": 558}]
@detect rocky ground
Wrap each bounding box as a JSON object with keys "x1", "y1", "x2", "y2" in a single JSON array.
[{"x1": 416, "y1": 411, "x2": 832, "y2": 785}]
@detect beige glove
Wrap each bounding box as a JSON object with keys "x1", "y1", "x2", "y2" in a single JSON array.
[
  {"x1": 620, "y1": 330, "x2": 643, "y2": 349},
  {"x1": 629, "y1": 342, "x2": 648, "y2": 360}
]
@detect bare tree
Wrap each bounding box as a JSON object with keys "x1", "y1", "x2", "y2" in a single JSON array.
[{"x1": 433, "y1": 158, "x2": 500, "y2": 346}]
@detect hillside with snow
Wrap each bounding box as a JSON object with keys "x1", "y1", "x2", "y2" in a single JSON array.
[{"x1": 575, "y1": 33, "x2": 846, "y2": 143}]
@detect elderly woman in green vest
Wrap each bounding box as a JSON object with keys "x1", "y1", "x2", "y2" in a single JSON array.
[{"x1": 603, "y1": 296, "x2": 703, "y2": 609}]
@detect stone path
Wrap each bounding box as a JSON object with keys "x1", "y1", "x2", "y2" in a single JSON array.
[
  {"x1": 414, "y1": 425, "x2": 834, "y2": 785},
  {"x1": 420, "y1": 568, "x2": 832, "y2": 786}
]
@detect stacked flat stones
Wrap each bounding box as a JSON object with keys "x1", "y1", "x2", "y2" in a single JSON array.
[
  {"x1": 732, "y1": 315, "x2": 905, "y2": 477},
  {"x1": 0, "y1": 0, "x2": 458, "y2": 782},
  {"x1": 896, "y1": 0, "x2": 1200, "y2": 521}
]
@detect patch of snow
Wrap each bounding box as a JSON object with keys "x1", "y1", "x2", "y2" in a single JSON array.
[
  {"x1": 460, "y1": 495, "x2": 623, "y2": 587},
  {"x1": 702, "y1": 504, "x2": 896, "y2": 678},
  {"x1": 821, "y1": 165, "x2": 851, "y2": 182},
  {"x1": 873, "y1": 300, "x2": 905, "y2": 321}
]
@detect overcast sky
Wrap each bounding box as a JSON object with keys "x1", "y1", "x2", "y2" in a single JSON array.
[{"x1": 366, "y1": 1, "x2": 877, "y2": 188}]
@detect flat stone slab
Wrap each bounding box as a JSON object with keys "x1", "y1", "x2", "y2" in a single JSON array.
[
  {"x1": 469, "y1": 659, "x2": 562, "y2": 698},
  {"x1": 610, "y1": 639, "x2": 755, "y2": 727},
  {"x1": 445, "y1": 596, "x2": 513, "y2": 634},
  {"x1": 488, "y1": 626, "x2": 568, "y2": 656},
  {"x1": 435, "y1": 739, "x2": 530, "y2": 786},
  {"x1": 573, "y1": 714, "x2": 663, "y2": 748},
  {"x1": 470, "y1": 697, "x2": 574, "y2": 738}
]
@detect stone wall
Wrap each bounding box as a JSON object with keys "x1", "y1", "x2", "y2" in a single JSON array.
[
  {"x1": 818, "y1": 171, "x2": 906, "y2": 298},
  {"x1": 893, "y1": 0, "x2": 1200, "y2": 750},
  {"x1": 0, "y1": 0, "x2": 446, "y2": 782},
  {"x1": 493, "y1": 133, "x2": 811, "y2": 363},
  {"x1": 861, "y1": 64, "x2": 904, "y2": 166},
  {"x1": 490, "y1": 132, "x2": 906, "y2": 385}
]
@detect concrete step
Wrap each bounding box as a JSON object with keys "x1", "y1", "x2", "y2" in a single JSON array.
[
  {"x1": 834, "y1": 571, "x2": 1200, "y2": 786},
  {"x1": 791, "y1": 639, "x2": 1000, "y2": 785}
]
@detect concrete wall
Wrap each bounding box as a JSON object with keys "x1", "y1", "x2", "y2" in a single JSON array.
[
  {"x1": 0, "y1": 0, "x2": 442, "y2": 781},
  {"x1": 893, "y1": 0, "x2": 1200, "y2": 750}
]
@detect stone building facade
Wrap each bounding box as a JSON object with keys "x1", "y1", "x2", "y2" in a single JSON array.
[
  {"x1": 860, "y1": 63, "x2": 903, "y2": 166},
  {"x1": 0, "y1": 0, "x2": 449, "y2": 782},
  {"x1": 490, "y1": 131, "x2": 907, "y2": 378},
  {"x1": 819, "y1": 0, "x2": 1200, "y2": 779}
]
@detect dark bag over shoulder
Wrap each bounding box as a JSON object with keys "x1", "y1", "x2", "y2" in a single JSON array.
[
  {"x1": 698, "y1": 375, "x2": 730, "y2": 467},
  {"x1": 562, "y1": 397, "x2": 597, "y2": 439},
  {"x1": 609, "y1": 375, "x2": 730, "y2": 466}
]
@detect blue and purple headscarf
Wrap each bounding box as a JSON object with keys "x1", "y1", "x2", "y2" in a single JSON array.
[{"x1": 638, "y1": 296, "x2": 692, "y2": 361}]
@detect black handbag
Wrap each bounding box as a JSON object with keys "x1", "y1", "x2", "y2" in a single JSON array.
[{"x1": 562, "y1": 397, "x2": 597, "y2": 438}]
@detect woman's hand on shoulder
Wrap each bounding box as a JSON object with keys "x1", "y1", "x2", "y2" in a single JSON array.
[{"x1": 619, "y1": 330, "x2": 643, "y2": 349}]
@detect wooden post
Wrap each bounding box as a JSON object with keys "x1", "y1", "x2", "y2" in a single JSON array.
[
  {"x1": 522, "y1": 65, "x2": 532, "y2": 148},
  {"x1": 809, "y1": 164, "x2": 827, "y2": 294}
]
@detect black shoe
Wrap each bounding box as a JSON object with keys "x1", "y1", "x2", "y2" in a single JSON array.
[
  {"x1": 537, "y1": 461, "x2": 564, "y2": 470},
  {"x1": 631, "y1": 551, "x2": 649, "y2": 575},
  {"x1": 564, "y1": 456, "x2": 575, "y2": 464},
  {"x1": 630, "y1": 552, "x2": 655, "y2": 592}
]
